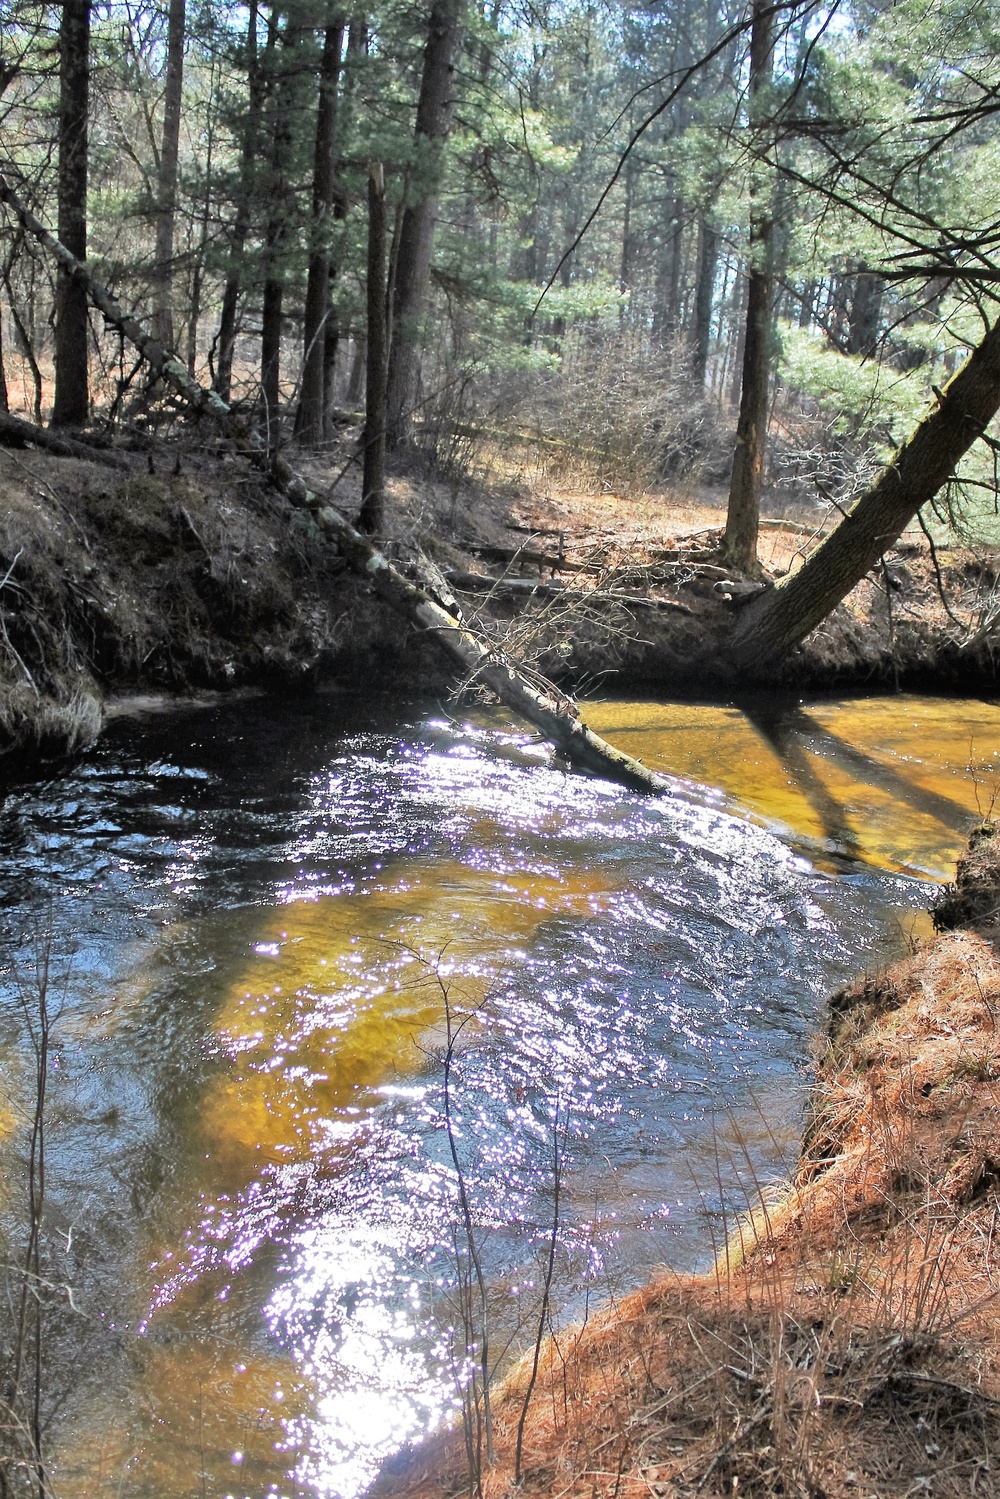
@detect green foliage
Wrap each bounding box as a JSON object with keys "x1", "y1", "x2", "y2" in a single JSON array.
[
  {"x1": 1, "y1": 0, "x2": 999, "y2": 531},
  {"x1": 778, "y1": 325, "x2": 934, "y2": 448}
]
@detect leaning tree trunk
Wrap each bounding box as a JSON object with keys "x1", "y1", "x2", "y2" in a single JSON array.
[
  {"x1": 51, "y1": 0, "x2": 89, "y2": 427},
  {"x1": 0, "y1": 170, "x2": 669, "y2": 797},
  {"x1": 722, "y1": 0, "x2": 774, "y2": 571},
  {"x1": 384, "y1": 0, "x2": 462, "y2": 448},
  {"x1": 726, "y1": 314, "x2": 1000, "y2": 671},
  {"x1": 151, "y1": 0, "x2": 185, "y2": 350},
  {"x1": 295, "y1": 9, "x2": 345, "y2": 445}
]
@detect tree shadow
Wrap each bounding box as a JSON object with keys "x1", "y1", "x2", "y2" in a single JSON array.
[{"x1": 741, "y1": 701, "x2": 975, "y2": 863}]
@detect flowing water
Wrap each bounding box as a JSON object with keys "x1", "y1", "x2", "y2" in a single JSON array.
[{"x1": 0, "y1": 691, "x2": 997, "y2": 1498}]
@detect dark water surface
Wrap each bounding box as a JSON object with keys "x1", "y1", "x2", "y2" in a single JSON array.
[{"x1": 0, "y1": 691, "x2": 996, "y2": 1497}]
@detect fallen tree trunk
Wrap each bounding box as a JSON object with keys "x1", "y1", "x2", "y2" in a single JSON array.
[
  {"x1": 727, "y1": 314, "x2": 1000, "y2": 670},
  {"x1": 0, "y1": 171, "x2": 668, "y2": 796},
  {"x1": 445, "y1": 570, "x2": 694, "y2": 612},
  {"x1": 0, "y1": 409, "x2": 131, "y2": 468}
]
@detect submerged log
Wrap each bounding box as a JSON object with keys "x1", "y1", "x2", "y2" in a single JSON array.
[{"x1": 0, "y1": 172, "x2": 669, "y2": 796}]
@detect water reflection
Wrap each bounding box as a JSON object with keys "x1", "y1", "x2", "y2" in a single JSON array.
[
  {"x1": 585, "y1": 694, "x2": 1000, "y2": 875},
  {"x1": 0, "y1": 693, "x2": 987, "y2": 1496}
]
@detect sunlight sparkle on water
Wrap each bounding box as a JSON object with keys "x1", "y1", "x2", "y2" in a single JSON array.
[
  {"x1": 7, "y1": 695, "x2": 969, "y2": 1498},
  {"x1": 270, "y1": 1219, "x2": 455, "y2": 1498}
]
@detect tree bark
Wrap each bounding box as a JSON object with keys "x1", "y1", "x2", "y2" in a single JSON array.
[
  {"x1": 214, "y1": 0, "x2": 264, "y2": 402},
  {"x1": 296, "y1": 9, "x2": 345, "y2": 445},
  {"x1": 358, "y1": 162, "x2": 387, "y2": 535},
  {"x1": 727, "y1": 315, "x2": 1000, "y2": 670},
  {"x1": 385, "y1": 0, "x2": 463, "y2": 448},
  {"x1": 692, "y1": 213, "x2": 719, "y2": 385},
  {"x1": 259, "y1": 11, "x2": 295, "y2": 447},
  {"x1": 722, "y1": 0, "x2": 774, "y2": 571},
  {"x1": 0, "y1": 310, "x2": 8, "y2": 414},
  {"x1": 51, "y1": 0, "x2": 89, "y2": 428},
  {"x1": 0, "y1": 169, "x2": 669, "y2": 798},
  {"x1": 151, "y1": 0, "x2": 185, "y2": 351},
  {"x1": 0, "y1": 410, "x2": 129, "y2": 467},
  {"x1": 846, "y1": 264, "x2": 883, "y2": 357},
  {"x1": 319, "y1": 14, "x2": 367, "y2": 433},
  {"x1": 618, "y1": 153, "x2": 635, "y2": 322},
  {"x1": 346, "y1": 334, "x2": 365, "y2": 406}
]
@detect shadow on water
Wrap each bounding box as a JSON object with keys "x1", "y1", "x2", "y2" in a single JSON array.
[
  {"x1": 747, "y1": 701, "x2": 974, "y2": 837},
  {"x1": 0, "y1": 690, "x2": 995, "y2": 1496},
  {"x1": 740, "y1": 702, "x2": 864, "y2": 860}
]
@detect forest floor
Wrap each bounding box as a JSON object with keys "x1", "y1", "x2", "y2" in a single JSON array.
[
  {"x1": 0, "y1": 419, "x2": 998, "y2": 766},
  {"x1": 376, "y1": 828, "x2": 1000, "y2": 1499}
]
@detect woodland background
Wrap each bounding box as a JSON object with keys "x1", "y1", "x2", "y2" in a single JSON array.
[{"x1": 2, "y1": 0, "x2": 999, "y2": 553}]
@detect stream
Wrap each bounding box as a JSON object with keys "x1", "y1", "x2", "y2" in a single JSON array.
[{"x1": 0, "y1": 691, "x2": 997, "y2": 1498}]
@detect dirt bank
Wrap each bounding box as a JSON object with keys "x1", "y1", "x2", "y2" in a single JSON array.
[
  {"x1": 0, "y1": 429, "x2": 998, "y2": 766},
  {"x1": 376, "y1": 830, "x2": 1000, "y2": 1499},
  {"x1": 0, "y1": 439, "x2": 437, "y2": 766}
]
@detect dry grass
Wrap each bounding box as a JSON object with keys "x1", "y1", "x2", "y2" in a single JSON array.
[{"x1": 377, "y1": 844, "x2": 1000, "y2": 1499}]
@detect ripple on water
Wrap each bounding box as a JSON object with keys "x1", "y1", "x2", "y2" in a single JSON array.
[{"x1": 0, "y1": 693, "x2": 979, "y2": 1497}]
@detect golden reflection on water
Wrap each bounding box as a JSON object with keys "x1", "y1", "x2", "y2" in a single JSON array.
[
  {"x1": 84, "y1": 861, "x2": 614, "y2": 1497},
  {"x1": 198, "y1": 863, "x2": 612, "y2": 1177},
  {"x1": 49, "y1": 694, "x2": 997, "y2": 1496},
  {"x1": 59, "y1": 1343, "x2": 305, "y2": 1498},
  {"x1": 585, "y1": 695, "x2": 1000, "y2": 877}
]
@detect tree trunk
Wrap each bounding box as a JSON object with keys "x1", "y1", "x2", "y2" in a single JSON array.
[
  {"x1": 319, "y1": 13, "x2": 367, "y2": 435},
  {"x1": 259, "y1": 12, "x2": 295, "y2": 447},
  {"x1": 214, "y1": 0, "x2": 264, "y2": 403},
  {"x1": 151, "y1": 0, "x2": 185, "y2": 351},
  {"x1": 692, "y1": 213, "x2": 719, "y2": 385},
  {"x1": 650, "y1": 168, "x2": 679, "y2": 340},
  {"x1": 722, "y1": 0, "x2": 774, "y2": 571},
  {"x1": 187, "y1": 59, "x2": 216, "y2": 376},
  {"x1": 358, "y1": 163, "x2": 387, "y2": 535},
  {"x1": 727, "y1": 315, "x2": 1000, "y2": 669},
  {"x1": 826, "y1": 273, "x2": 849, "y2": 347},
  {"x1": 296, "y1": 10, "x2": 345, "y2": 445},
  {"x1": 385, "y1": 0, "x2": 463, "y2": 448},
  {"x1": 618, "y1": 153, "x2": 635, "y2": 323},
  {"x1": 346, "y1": 335, "x2": 365, "y2": 406},
  {"x1": 846, "y1": 264, "x2": 883, "y2": 357},
  {"x1": 2, "y1": 255, "x2": 42, "y2": 421},
  {"x1": 260, "y1": 275, "x2": 283, "y2": 446},
  {"x1": 51, "y1": 0, "x2": 89, "y2": 428},
  {"x1": 0, "y1": 307, "x2": 8, "y2": 413}
]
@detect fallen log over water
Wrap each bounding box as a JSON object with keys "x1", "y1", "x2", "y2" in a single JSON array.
[{"x1": 0, "y1": 172, "x2": 669, "y2": 796}]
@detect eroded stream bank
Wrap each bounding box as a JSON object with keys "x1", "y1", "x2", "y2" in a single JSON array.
[
  {"x1": 0, "y1": 692, "x2": 997, "y2": 1496},
  {"x1": 1, "y1": 444, "x2": 1000, "y2": 773}
]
